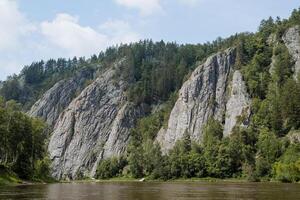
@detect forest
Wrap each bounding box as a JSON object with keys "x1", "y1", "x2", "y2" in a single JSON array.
[{"x1": 0, "y1": 98, "x2": 51, "y2": 184}]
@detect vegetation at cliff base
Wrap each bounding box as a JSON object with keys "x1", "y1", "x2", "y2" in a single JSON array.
[{"x1": 0, "y1": 97, "x2": 51, "y2": 184}]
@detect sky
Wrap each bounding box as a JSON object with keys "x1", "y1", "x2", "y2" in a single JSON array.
[{"x1": 0, "y1": 0, "x2": 299, "y2": 80}]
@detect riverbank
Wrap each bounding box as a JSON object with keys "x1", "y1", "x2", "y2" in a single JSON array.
[
  {"x1": 2, "y1": 175, "x2": 299, "y2": 186},
  {"x1": 63, "y1": 176, "x2": 299, "y2": 184},
  {"x1": 0, "y1": 165, "x2": 56, "y2": 186},
  {"x1": 0, "y1": 175, "x2": 56, "y2": 186},
  {"x1": 0, "y1": 167, "x2": 22, "y2": 186}
]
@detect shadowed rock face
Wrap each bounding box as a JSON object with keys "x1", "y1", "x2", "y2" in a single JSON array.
[
  {"x1": 28, "y1": 68, "x2": 94, "y2": 128},
  {"x1": 283, "y1": 25, "x2": 300, "y2": 79},
  {"x1": 157, "y1": 48, "x2": 239, "y2": 153},
  {"x1": 48, "y1": 67, "x2": 144, "y2": 180}
]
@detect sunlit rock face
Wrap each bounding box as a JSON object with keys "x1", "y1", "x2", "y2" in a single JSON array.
[
  {"x1": 29, "y1": 68, "x2": 94, "y2": 128},
  {"x1": 157, "y1": 48, "x2": 249, "y2": 153},
  {"x1": 283, "y1": 25, "x2": 300, "y2": 79},
  {"x1": 223, "y1": 70, "x2": 250, "y2": 136},
  {"x1": 47, "y1": 65, "x2": 144, "y2": 180}
]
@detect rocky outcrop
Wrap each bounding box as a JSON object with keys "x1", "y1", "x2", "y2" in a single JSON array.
[
  {"x1": 29, "y1": 68, "x2": 94, "y2": 128},
  {"x1": 287, "y1": 130, "x2": 300, "y2": 144},
  {"x1": 156, "y1": 48, "x2": 237, "y2": 153},
  {"x1": 223, "y1": 71, "x2": 250, "y2": 136},
  {"x1": 283, "y1": 25, "x2": 300, "y2": 79},
  {"x1": 48, "y1": 66, "x2": 144, "y2": 180}
]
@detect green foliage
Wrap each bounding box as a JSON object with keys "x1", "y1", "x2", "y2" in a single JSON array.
[
  {"x1": 272, "y1": 44, "x2": 293, "y2": 86},
  {"x1": 167, "y1": 135, "x2": 206, "y2": 179},
  {"x1": 255, "y1": 129, "x2": 283, "y2": 177},
  {"x1": 127, "y1": 127, "x2": 145, "y2": 178},
  {"x1": 258, "y1": 17, "x2": 276, "y2": 39},
  {"x1": 280, "y1": 79, "x2": 300, "y2": 130},
  {"x1": 0, "y1": 164, "x2": 21, "y2": 185},
  {"x1": 272, "y1": 144, "x2": 300, "y2": 182},
  {"x1": 33, "y1": 156, "x2": 52, "y2": 181},
  {"x1": 241, "y1": 39, "x2": 272, "y2": 99},
  {"x1": 96, "y1": 157, "x2": 127, "y2": 179},
  {"x1": 124, "y1": 39, "x2": 238, "y2": 105},
  {"x1": 202, "y1": 118, "x2": 223, "y2": 177},
  {"x1": 0, "y1": 100, "x2": 49, "y2": 181},
  {"x1": 203, "y1": 118, "x2": 223, "y2": 143}
]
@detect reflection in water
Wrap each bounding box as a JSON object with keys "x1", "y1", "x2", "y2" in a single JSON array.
[{"x1": 0, "y1": 182, "x2": 299, "y2": 200}]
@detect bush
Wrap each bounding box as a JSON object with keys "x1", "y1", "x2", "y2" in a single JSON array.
[
  {"x1": 272, "y1": 144, "x2": 300, "y2": 182},
  {"x1": 273, "y1": 160, "x2": 300, "y2": 182},
  {"x1": 34, "y1": 157, "x2": 52, "y2": 181},
  {"x1": 96, "y1": 157, "x2": 127, "y2": 179}
]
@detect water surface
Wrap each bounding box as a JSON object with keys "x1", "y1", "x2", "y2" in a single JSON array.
[{"x1": 0, "y1": 182, "x2": 299, "y2": 200}]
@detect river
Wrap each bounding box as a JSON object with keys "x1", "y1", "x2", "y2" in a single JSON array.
[{"x1": 0, "y1": 182, "x2": 299, "y2": 200}]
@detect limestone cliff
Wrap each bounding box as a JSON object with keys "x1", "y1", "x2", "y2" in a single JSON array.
[
  {"x1": 283, "y1": 25, "x2": 300, "y2": 79},
  {"x1": 29, "y1": 68, "x2": 94, "y2": 128},
  {"x1": 48, "y1": 66, "x2": 144, "y2": 180},
  {"x1": 156, "y1": 48, "x2": 251, "y2": 153},
  {"x1": 223, "y1": 70, "x2": 250, "y2": 136}
]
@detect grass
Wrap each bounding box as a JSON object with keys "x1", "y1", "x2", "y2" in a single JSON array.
[
  {"x1": 0, "y1": 165, "x2": 22, "y2": 186},
  {"x1": 0, "y1": 165, "x2": 57, "y2": 186}
]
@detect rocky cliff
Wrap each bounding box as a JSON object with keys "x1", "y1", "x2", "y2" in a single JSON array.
[
  {"x1": 156, "y1": 48, "x2": 250, "y2": 153},
  {"x1": 31, "y1": 27, "x2": 300, "y2": 179},
  {"x1": 29, "y1": 68, "x2": 94, "y2": 128},
  {"x1": 283, "y1": 25, "x2": 300, "y2": 79},
  {"x1": 223, "y1": 70, "x2": 250, "y2": 136},
  {"x1": 47, "y1": 64, "x2": 144, "y2": 180}
]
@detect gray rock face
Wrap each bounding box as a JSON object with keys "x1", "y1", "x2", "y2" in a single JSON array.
[
  {"x1": 223, "y1": 71, "x2": 250, "y2": 136},
  {"x1": 157, "y1": 48, "x2": 236, "y2": 153},
  {"x1": 287, "y1": 130, "x2": 300, "y2": 144},
  {"x1": 48, "y1": 67, "x2": 144, "y2": 180},
  {"x1": 29, "y1": 69, "x2": 94, "y2": 128},
  {"x1": 283, "y1": 25, "x2": 300, "y2": 79}
]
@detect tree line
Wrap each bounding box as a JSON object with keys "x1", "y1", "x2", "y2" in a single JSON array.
[{"x1": 0, "y1": 97, "x2": 51, "y2": 181}]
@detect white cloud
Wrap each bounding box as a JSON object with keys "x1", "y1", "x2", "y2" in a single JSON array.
[
  {"x1": 0, "y1": 1, "x2": 141, "y2": 80},
  {"x1": 178, "y1": 0, "x2": 201, "y2": 6},
  {"x1": 115, "y1": 0, "x2": 162, "y2": 15},
  {"x1": 0, "y1": 0, "x2": 35, "y2": 51},
  {"x1": 41, "y1": 14, "x2": 141, "y2": 57},
  {"x1": 99, "y1": 19, "x2": 140, "y2": 45},
  {"x1": 41, "y1": 14, "x2": 108, "y2": 57},
  {"x1": 0, "y1": 0, "x2": 36, "y2": 80}
]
